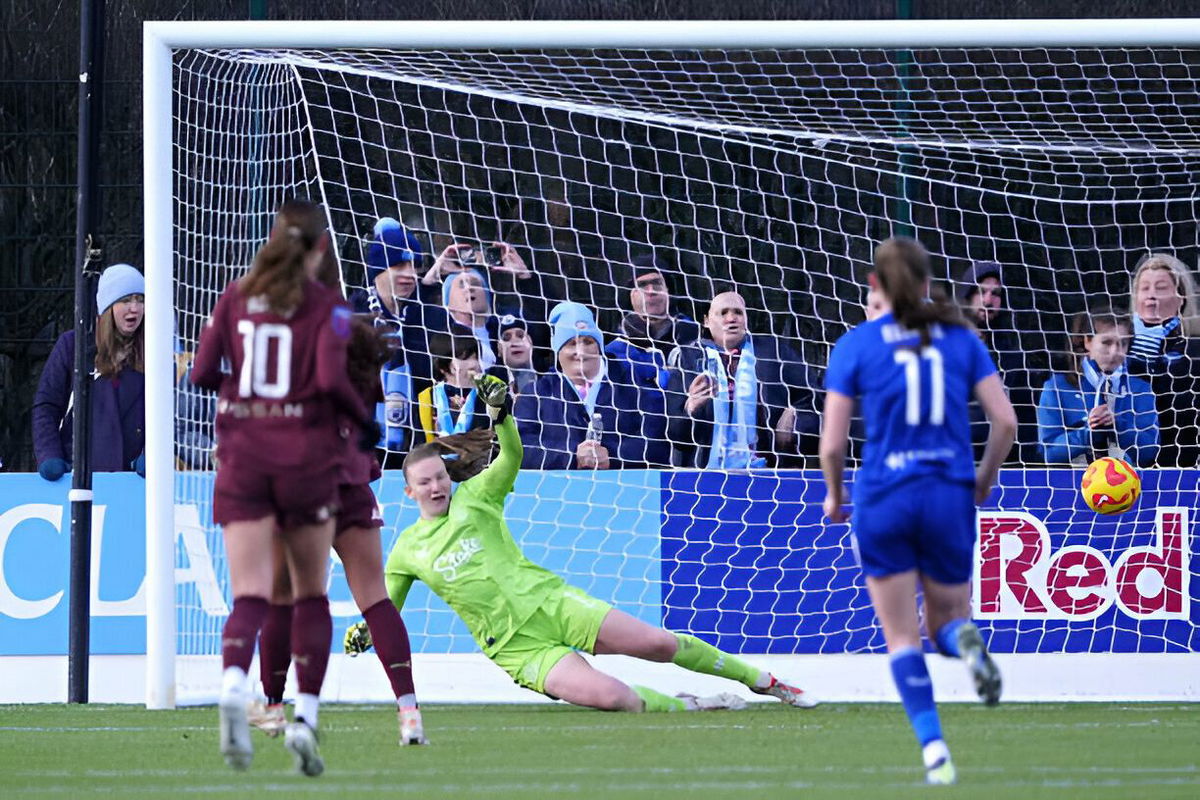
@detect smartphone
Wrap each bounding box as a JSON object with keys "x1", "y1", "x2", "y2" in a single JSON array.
[
  {"x1": 484, "y1": 244, "x2": 504, "y2": 267},
  {"x1": 457, "y1": 246, "x2": 478, "y2": 265}
]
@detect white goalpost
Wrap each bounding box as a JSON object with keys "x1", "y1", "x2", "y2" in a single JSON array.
[{"x1": 144, "y1": 19, "x2": 1200, "y2": 709}]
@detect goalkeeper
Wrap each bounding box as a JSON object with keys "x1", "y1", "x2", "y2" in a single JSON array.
[{"x1": 347, "y1": 374, "x2": 818, "y2": 712}]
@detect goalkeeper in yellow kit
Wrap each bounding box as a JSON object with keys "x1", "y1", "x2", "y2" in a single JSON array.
[{"x1": 346, "y1": 374, "x2": 818, "y2": 713}]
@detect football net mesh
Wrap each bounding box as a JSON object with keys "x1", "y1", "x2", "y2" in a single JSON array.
[{"x1": 170, "y1": 44, "x2": 1198, "y2": 662}]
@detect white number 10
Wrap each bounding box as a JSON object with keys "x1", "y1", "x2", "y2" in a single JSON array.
[
  {"x1": 237, "y1": 320, "x2": 292, "y2": 399},
  {"x1": 894, "y1": 347, "x2": 944, "y2": 425}
]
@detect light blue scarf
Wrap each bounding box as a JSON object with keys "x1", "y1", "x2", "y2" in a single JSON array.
[
  {"x1": 1130, "y1": 316, "x2": 1182, "y2": 363},
  {"x1": 704, "y1": 337, "x2": 759, "y2": 469},
  {"x1": 1081, "y1": 357, "x2": 1131, "y2": 408},
  {"x1": 433, "y1": 383, "x2": 477, "y2": 436},
  {"x1": 568, "y1": 359, "x2": 607, "y2": 417}
]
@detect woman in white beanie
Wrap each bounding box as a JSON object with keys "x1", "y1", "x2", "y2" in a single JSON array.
[{"x1": 32, "y1": 263, "x2": 146, "y2": 480}]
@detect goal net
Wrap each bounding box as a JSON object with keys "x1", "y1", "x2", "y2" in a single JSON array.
[{"x1": 146, "y1": 22, "x2": 1199, "y2": 706}]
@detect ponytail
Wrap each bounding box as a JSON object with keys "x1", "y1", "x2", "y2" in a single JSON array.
[
  {"x1": 873, "y1": 236, "x2": 969, "y2": 346},
  {"x1": 239, "y1": 199, "x2": 327, "y2": 315}
]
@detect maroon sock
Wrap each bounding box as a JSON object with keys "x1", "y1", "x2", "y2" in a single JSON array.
[
  {"x1": 291, "y1": 595, "x2": 332, "y2": 696},
  {"x1": 222, "y1": 596, "x2": 269, "y2": 672},
  {"x1": 362, "y1": 599, "x2": 416, "y2": 700},
  {"x1": 258, "y1": 603, "x2": 293, "y2": 704}
]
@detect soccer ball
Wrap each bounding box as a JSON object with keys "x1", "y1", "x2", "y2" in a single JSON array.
[{"x1": 1080, "y1": 457, "x2": 1141, "y2": 515}]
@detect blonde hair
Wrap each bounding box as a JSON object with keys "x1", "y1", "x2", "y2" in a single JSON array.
[
  {"x1": 1130, "y1": 253, "x2": 1199, "y2": 337},
  {"x1": 94, "y1": 302, "x2": 144, "y2": 378}
]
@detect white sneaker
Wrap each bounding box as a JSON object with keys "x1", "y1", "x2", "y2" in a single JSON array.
[
  {"x1": 218, "y1": 692, "x2": 253, "y2": 770},
  {"x1": 957, "y1": 622, "x2": 1002, "y2": 706},
  {"x1": 676, "y1": 692, "x2": 747, "y2": 711},
  {"x1": 925, "y1": 755, "x2": 957, "y2": 785},
  {"x1": 399, "y1": 707, "x2": 428, "y2": 746},
  {"x1": 284, "y1": 720, "x2": 325, "y2": 777},
  {"x1": 752, "y1": 676, "x2": 819, "y2": 708},
  {"x1": 247, "y1": 700, "x2": 286, "y2": 737}
]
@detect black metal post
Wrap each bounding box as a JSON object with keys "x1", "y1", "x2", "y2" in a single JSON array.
[{"x1": 69, "y1": 0, "x2": 107, "y2": 705}]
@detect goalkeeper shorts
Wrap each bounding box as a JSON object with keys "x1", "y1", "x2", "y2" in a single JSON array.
[{"x1": 490, "y1": 585, "x2": 613, "y2": 694}]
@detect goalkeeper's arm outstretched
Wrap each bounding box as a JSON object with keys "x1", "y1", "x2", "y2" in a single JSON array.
[{"x1": 368, "y1": 374, "x2": 818, "y2": 712}]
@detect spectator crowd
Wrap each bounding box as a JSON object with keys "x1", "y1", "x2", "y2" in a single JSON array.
[{"x1": 30, "y1": 215, "x2": 1200, "y2": 478}]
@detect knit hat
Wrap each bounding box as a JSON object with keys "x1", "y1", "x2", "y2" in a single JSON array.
[
  {"x1": 498, "y1": 312, "x2": 527, "y2": 336},
  {"x1": 955, "y1": 260, "x2": 1003, "y2": 304},
  {"x1": 442, "y1": 268, "x2": 491, "y2": 309},
  {"x1": 96, "y1": 263, "x2": 145, "y2": 315},
  {"x1": 549, "y1": 301, "x2": 604, "y2": 353},
  {"x1": 365, "y1": 217, "x2": 423, "y2": 279}
]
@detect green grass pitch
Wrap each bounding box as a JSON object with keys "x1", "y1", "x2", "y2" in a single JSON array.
[{"x1": 1, "y1": 702, "x2": 1196, "y2": 799}]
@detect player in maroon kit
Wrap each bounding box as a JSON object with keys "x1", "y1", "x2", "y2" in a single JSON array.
[
  {"x1": 191, "y1": 199, "x2": 372, "y2": 777},
  {"x1": 250, "y1": 303, "x2": 426, "y2": 746}
]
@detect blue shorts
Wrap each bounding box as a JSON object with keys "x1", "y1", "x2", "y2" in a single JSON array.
[{"x1": 852, "y1": 476, "x2": 976, "y2": 584}]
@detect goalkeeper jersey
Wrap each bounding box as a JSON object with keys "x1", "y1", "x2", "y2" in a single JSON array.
[{"x1": 384, "y1": 417, "x2": 565, "y2": 656}]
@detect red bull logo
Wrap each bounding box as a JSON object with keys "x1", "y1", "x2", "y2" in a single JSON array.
[{"x1": 974, "y1": 508, "x2": 1190, "y2": 620}]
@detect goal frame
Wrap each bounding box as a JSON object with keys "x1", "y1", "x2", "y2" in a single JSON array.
[{"x1": 143, "y1": 18, "x2": 1200, "y2": 709}]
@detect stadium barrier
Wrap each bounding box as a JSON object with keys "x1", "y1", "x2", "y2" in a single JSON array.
[{"x1": 0, "y1": 469, "x2": 1194, "y2": 704}]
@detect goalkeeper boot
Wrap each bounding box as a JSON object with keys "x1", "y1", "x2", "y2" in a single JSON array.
[
  {"x1": 398, "y1": 707, "x2": 428, "y2": 746},
  {"x1": 284, "y1": 719, "x2": 325, "y2": 777},
  {"x1": 957, "y1": 622, "x2": 1001, "y2": 706},
  {"x1": 247, "y1": 699, "x2": 287, "y2": 738},
  {"x1": 752, "y1": 675, "x2": 820, "y2": 708},
  {"x1": 218, "y1": 691, "x2": 253, "y2": 770},
  {"x1": 924, "y1": 739, "x2": 957, "y2": 786},
  {"x1": 676, "y1": 692, "x2": 747, "y2": 711}
]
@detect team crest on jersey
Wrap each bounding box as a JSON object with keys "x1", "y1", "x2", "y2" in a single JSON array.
[
  {"x1": 331, "y1": 305, "x2": 352, "y2": 339},
  {"x1": 385, "y1": 391, "x2": 409, "y2": 425}
]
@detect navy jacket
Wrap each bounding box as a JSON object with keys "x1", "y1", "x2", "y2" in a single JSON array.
[
  {"x1": 666, "y1": 334, "x2": 822, "y2": 468},
  {"x1": 32, "y1": 330, "x2": 145, "y2": 472},
  {"x1": 1127, "y1": 331, "x2": 1200, "y2": 468},
  {"x1": 605, "y1": 313, "x2": 701, "y2": 389},
  {"x1": 514, "y1": 360, "x2": 671, "y2": 469}
]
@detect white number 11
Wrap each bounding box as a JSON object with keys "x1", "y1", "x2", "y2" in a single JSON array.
[{"x1": 894, "y1": 347, "x2": 944, "y2": 425}]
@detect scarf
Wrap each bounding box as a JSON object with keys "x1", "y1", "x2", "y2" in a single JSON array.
[
  {"x1": 568, "y1": 359, "x2": 607, "y2": 417},
  {"x1": 1081, "y1": 357, "x2": 1131, "y2": 407},
  {"x1": 433, "y1": 382, "x2": 477, "y2": 436},
  {"x1": 1130, "y1": 316, "x2": 1182, "y2": 363},
  {"x1": 704, "y1": 336, "x2": 759, "y2": 469}
]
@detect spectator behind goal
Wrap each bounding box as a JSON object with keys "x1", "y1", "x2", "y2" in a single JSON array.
[
  {"x1": 1125, "y1": 253, "x2": 1200, "y2": 467},
  {"x1": 415, "y1": 335, "x2": 495, "y2": 443},
  {"x1": 32, "y1": 263, "x2": 146, "y2": 481},
  {"x1": 605, "y1": 252, "x2": 701, "y2": 389}
]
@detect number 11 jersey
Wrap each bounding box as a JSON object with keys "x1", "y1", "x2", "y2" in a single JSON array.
[{"x1": 824, "y1": 312, "x2": 997, "y2": 501}]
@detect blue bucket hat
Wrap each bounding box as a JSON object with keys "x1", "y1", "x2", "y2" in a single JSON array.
[
  {"x1": 549, "y1": 301, "x2": 604, "y2": 353},
  {"x1": 96, "y1": 263, "x2": 145, "y2": 315},
  {"x1": 365, "y1": 217, "x2": 424, "y2": 279}
]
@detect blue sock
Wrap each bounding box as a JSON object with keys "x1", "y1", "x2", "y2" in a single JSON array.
[
  {"x1": 935, "y1": 618, "x2": 968, "y2": 658},
  {"x1": 889, "y1": 646, "x2": 943, "y2": 747}
]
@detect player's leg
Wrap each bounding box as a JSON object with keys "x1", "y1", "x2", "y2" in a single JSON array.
[
  {"x1": 917, "y1": 481, "x2": 1001, "y2": 706},
  {"x1": 279, "y1": 517, "x2": 335, "y2": 777},
  {"x1": 217, "y1": 514, "x2": 276, "y2": 770},
  {"x1": 923, "y1": 576, "x2": 1001, "y2": 706},
  {"x1": 538, "y1": 650, "x2": 741, "y2": 712},
  {"x1": 866, "y1": 571, "x2": 954, "y2": 785},
  {"x1": 336, "y1": 517, "x2": 424, "y2": 745},
  {"x1": 249, "y1": 536, "x2": 291, "y2": 737},
  {"x1": 590, "y1": 604, "x2": 815, "y2": 708}
]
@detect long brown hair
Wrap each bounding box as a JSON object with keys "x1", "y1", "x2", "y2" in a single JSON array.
[
  {"x1": 403, "y1": 428, "x2": 496, "y2": 484},
  {"x1": 873, "y1": 236, "x2": 969, "y2": 346},
  {"x1": 239, "y1": 199, "x2": 327, "y2": 315},
  {"x1": 94, "y1": 302, "x2": 144, "y2": 378},
  {"x1": 1055, "y1": 306, "x2": 1130, "y2": 388}
]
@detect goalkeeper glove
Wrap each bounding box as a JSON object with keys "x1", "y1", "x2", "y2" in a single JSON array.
[
  {"x1": 344, "y1": 621, "x2": 373, "y2": 656},
  {"x1": 473, "y1": 373, "x2": 511, "y2": 423}
]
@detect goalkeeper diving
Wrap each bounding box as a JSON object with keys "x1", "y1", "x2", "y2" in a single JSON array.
[{"x1": 345, "y1": 373, "x2": 818, "y2": 712}]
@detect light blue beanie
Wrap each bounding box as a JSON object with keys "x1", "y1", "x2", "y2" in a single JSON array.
[
  {"x1": 549, "y1": 301, "x2": 604, "y2": 353},
  {"x1": 442, "y1": 268, "x2": 491, "y2": 309},
  {"x1": 96, "y1": 263, "x2": 145, "y2": 315}
]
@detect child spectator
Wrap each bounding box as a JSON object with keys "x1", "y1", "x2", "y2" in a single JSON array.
[
  {"x1": 415, "y1": 335, "x2": 493, "y2": 443},
  {"x1": 498, "y1": 313, "x2": 539, "y2": 395},
  {"x1": 33, "y1": 263, "x2": 146, "y2": 480},
  {"x1": 1037, "y1": 308, "x2": 1158, "y2": 468}
]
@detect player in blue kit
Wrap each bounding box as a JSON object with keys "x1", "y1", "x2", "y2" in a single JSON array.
[{"x1": 819, "y1": 237, "x2": 1017, "y2": 786}]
